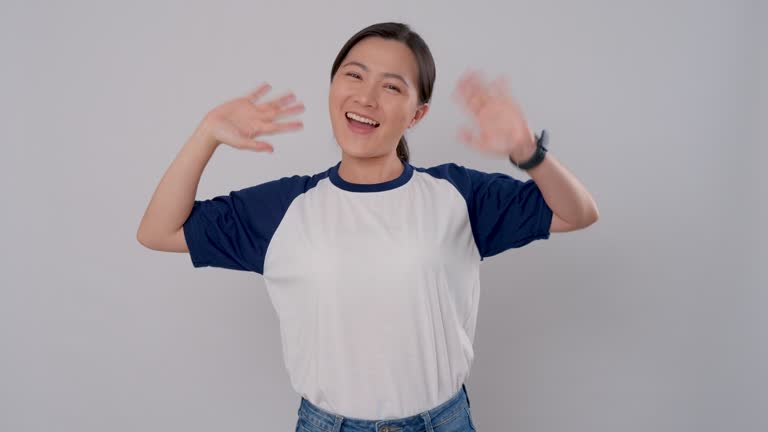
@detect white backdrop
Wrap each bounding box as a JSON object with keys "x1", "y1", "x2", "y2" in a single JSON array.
[{"x1": 1, "y1": 0, "x2": 765, "y2": 431}]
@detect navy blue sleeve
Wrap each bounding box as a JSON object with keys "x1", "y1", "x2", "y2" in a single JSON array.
[
  {"x1": 421, "y1": 163, "x2": 553, "y2": 259},
  {"x1": 182, "y1": 176, "x2": 301, "y2": 274},
  {"x1": 464, "y1": 166, "x2": 553, "y2": 258}
]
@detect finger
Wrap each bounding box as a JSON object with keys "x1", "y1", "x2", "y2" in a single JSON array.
[
  {"x1": 466, "y1": 91, "x2": 490, "y2": 115},
  {"x1": 247, "y1": 83, "x2": 272, "y2": 102},
  {"x1": 453, "y1": 70, "x2": 475, "y2": 102},
  {"x1": 468, "y1": 74, "x2": 492, "y2": 113},
  {"x1": 276, "y1": 102, "x2": 305, "y2": 118},
  {"x1": 459, "y1": 70, "x2": 486, "y2": 100},
  {"x1": 253, "y1": 94, "x2": 300, "y2": 119},
  {"x1": 455, "y1": 71, "x2": 490, "y2": 115},
  {"x1": 259, "y1": 92, "x2": 297, "y2": 110},
  {"x1": 490, "y1": 76, "x2": 524, "y2": 114},
  {"x1": 489, "y1": 75, "x2": 510, "y2": 99},
  {"x1": 235, "y1": 136, "x2": 274, "y2": 153},
  {"x1": 249, "y1": 141, "x2": 275, "y2": 153},
  {"x1": 257, "y1": 120, "x2": 304, "y2": 136}
]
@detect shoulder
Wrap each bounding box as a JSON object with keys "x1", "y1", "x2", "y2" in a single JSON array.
[
  {"x1": 232, "y1": 168, "x2": 330, "y2": 208},
  {"x1": 412, "y1": 161, "x2": 523, "y2": 197},
  {"x1": 412, "y1": 161, "x2": 471, "y2": 185}
]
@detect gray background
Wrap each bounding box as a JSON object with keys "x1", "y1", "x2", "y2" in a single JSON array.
[{"x1": 1, "y1": 0, "x2": 765, "y2": 431}]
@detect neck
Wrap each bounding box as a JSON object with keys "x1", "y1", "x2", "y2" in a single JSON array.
[{"x1": 337, "y1": 153, "x2": 404, "y2": 184}]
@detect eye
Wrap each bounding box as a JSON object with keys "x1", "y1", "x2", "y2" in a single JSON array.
[
  {"x1": 385, "y1": 84, "x2": 402, "y2": 93},
  {"x1": 346, "y1": 72, "x2": 361, "y2": 79}
]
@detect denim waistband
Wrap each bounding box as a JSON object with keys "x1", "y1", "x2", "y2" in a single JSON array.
[{"x1": 297, "y1": 383, "x2": 472, "y2": 432}]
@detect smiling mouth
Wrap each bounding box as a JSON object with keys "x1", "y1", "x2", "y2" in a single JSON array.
[{"x1": 345, "y1": 112, "x2": 380, "y2": 128}]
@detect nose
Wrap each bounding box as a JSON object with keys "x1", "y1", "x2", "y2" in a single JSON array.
[{"x1": 353, "y1": 82, "x2": 378, "y2": 108}]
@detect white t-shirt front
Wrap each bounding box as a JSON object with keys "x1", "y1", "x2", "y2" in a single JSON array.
[{"x1": 183, "y1": 158, "x2": 553, "y2": 420}]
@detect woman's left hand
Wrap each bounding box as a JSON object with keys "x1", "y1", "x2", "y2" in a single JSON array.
[{"x1": 453, "y1": 69, "x2": 537, "y2": 162}]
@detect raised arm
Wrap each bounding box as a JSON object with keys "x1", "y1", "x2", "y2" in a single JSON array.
[{"x1": 136, "y1": 84, "x2": 304, "y2": 252}]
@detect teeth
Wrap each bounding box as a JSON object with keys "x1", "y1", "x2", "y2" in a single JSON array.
[{"x1": 345, "y1": 112, "x2": 379, "y2": 126}]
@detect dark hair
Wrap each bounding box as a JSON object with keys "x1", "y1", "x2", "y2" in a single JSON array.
[{"x1": 330, "y1": 22, "x2": 436, "y2": 163}]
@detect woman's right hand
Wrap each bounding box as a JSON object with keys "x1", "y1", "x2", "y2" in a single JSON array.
[{"x1": 199, "y1": 83, "x2": 305, "y2": 153}]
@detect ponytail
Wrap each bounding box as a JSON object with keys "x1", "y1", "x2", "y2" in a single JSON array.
[{"x1": 396, "y1": 136, "x2": 410, "y2": 162}]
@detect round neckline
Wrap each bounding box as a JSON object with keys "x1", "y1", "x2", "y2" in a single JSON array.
[{"x1": 328, "y1": 159, "x2": 413, "y2": 193}]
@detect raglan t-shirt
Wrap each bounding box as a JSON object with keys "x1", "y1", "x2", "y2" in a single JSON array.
[{"x1": 182, "y1": 158, "x2": 553, "y2": 420}]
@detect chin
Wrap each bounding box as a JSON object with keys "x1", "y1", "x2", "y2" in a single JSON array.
[
  {"x1": 337, "y1": 141, "x2": 391, "y2": 159},
  {"x1": 339, "y1": 144, "x2": 378, "y2": 158}
]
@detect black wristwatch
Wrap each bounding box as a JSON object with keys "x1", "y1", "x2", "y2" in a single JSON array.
[{"x1": 509, "y1": 129, "x2": 548, "y2": 170}]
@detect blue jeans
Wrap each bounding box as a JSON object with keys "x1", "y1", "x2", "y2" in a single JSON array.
[{"x1": 295, "y1": 383, "x2": 477, "y2": 432}]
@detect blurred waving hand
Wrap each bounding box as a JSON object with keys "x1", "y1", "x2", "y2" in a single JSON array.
[{"x1": 453, "y1": 69, "x2": 537, "y2": 162}]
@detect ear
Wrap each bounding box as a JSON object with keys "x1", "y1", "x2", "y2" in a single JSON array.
[{"x1": 409, "y1": 103, "x2": 430, "y2": 128}]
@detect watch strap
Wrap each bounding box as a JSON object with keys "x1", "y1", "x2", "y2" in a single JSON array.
[{"x1": 509, "y1": 129, "x2": 548, "y2": 170}]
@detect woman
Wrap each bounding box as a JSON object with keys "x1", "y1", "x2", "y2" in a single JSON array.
[{"x1": 137, "y1": 22, "x2": 598, "y2": 432}]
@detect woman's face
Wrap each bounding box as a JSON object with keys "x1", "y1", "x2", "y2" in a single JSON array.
[{"x1": 329, "y1": 37, "x2": 429, "y2": 159}]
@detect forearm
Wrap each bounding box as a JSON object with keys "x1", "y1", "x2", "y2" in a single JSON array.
[
  {"x1": 137, "y1": 123, "x2": 219, "y2": 243},
  {"x1": 513, "y1": 140, "x2": 599, "y2": 225}
]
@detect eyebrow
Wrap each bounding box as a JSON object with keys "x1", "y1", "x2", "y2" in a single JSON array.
[{"x1": 341, "y1": 61, "x2": 410, "y2": 89}]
